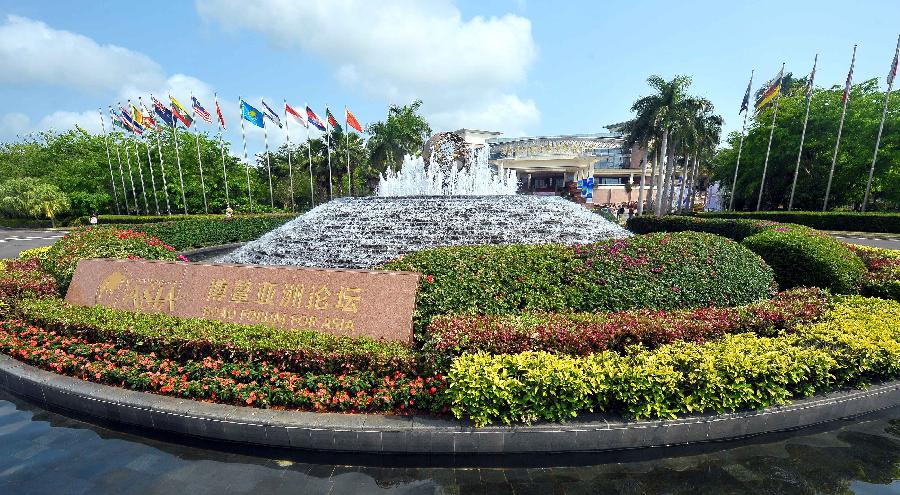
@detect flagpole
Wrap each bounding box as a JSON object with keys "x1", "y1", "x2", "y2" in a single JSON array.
[
  {"x1": 98, "y1": 109, "x2": 121, "y2": 214},
  {"x1": 239, "y1": 97, "x2": 254, "y2": 213},
  {"x1": 863, "y1": 35, "x2": 900, "y2": 212},
  {"x1": 824, "y1": 44, "x2": 857, "y2": 211},
  {"x1": 127, "y1": 100, "x2": 150, "y2": 215},
  {"x1": 756, "y1": 63, "x2": 784, "y2": 211},
  {"x1": 306, "y1": 102, "x2": 314, "y2": 208},
  {"x1": 788, "y1": 55, "x2": 817, "y2": 211},
  {"x1": 169, "y1": 97, "x2": 189, "y2": 215},
  {"x1": 283, "y1": 99, "x2": 295, "y2": 212},
  {"x1": 261, "y1": 99, "x2": 275, "y2": 209},
  {"x1": 325, "y1": 104, "x2": 333, "y2": 200},
  {"x1": 730, "y1": 69, "x2": 753, "y2": 211},
  {"x1": 214, "y1": 93, "x2": 230, "y2": 207},
  {"x1": 149, "y1": 94, "x2": 172, "y2": 215},
  {"x1": 119, "y1": 102, "x2": 140, "y2": 214},
  {"x1": 138, "y1": 98, "x2": 160, "y2": 215},
  {"x1": 345, "y1": 107, "x2": 351, "y2": 196},
  {"x1": 109, "y1": 107, "x2": 130, "y2": 214},
  {"x1": 190, "y1": 92, "x2": 209, "y2": 214}
]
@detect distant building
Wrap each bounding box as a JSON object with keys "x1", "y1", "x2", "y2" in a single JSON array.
[{"x1": 452, "y1": 127, "x2": 651, "y2": 204}]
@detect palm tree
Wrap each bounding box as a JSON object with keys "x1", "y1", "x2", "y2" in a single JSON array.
[
  {"x1": 366, "y1": 100, "x2": 432, "y2": 172},
  {"x1": 629, "y1": 75, "x2": 694, "y2": 216},
  {"x1": 621, "y1": 114, "x2": 657, "y2": 215}
]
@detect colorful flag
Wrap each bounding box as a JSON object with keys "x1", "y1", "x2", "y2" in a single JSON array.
[
  {"x1": 261, "y1": 100, "x2": 282, "y2": 128},
  {"x1": 739, "y1": 78, "x2": 752, "y2": 114},
  {"x1": 888, "y1": 41, "x2": 899, "y2": 86},
  {"x1": 110, "y1": 111, "x2": 127, "y2": 130},
  {"x1": 192, "y1": 96, "x2": 213, "y2": 124},
  {"x1": 755, "y1": 68, "x2": 783, "y2": 112},
  {"x1": 152, "y1": 97, "x2": 175, "y2": 127},
  {"x1": 285, "y1": 102, "x2": 307, "y2": 127},
  {"x1": 215, "y1": 99, "x2": 226, "y2": 130},
  {"x1": 306, "y1": 106, "x2": 326, "y2": 131},
  {"x1": 120, "y1": 107, "x2": 143, "y2": 135},
  {"x1": 169, "y1": 95, "x2": 193, "y2": 128},
  {"x1": 842, "y1": 52, "x2": 856, "y2": 104},
  {"x1": 241, "y1": 99, "x2": 264, "y2": 128},
  {"x1": 326, "y1": 108, "x2": 340, "y2": 131},
  {"x1": 345, "y1": 108, "x2": 363, "y2": 132},
  {"x1": 131, "y1": 104, "x2": 145, "y2": 127},
  {"x1": 142, "y1": 111, "x2": 158, "y2": 130},
  {"x1": 805, "y1": 58, "x2": 817, "y2": 104}
]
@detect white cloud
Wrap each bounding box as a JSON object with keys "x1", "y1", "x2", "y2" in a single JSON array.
[
  {"x1": 196, "y1": 0, "x2": 540, "y2": 135},
  {"x1": 0, "y1": 15, "x2": 164, "y2": 92}
]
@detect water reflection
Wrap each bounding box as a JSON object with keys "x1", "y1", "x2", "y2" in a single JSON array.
[{"x1": 0, "y1": 392, "x2": 897, "y2": 494}]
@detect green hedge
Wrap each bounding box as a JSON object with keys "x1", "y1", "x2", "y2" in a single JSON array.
[
  {"x1": 0, "y1": 217, "x2": 68, "y2": 229},
  {"x1": 447, "y1": 297, "x2": 900, "y2": 426},
  {"x1": 383, "y1": 232, "x2": 776, "y2": 334},
  {"x1": 627, "y1": 215, "x2": 775, "y2": 241},
  {"x1": 112, "y1": 214, "x2": 295, "y2": 250},
  {"x1": 16, "y1": 297, "x2": 415, "y2": 375},
  {"x1": 698, "y1": 211, "x2": 900, "y2": 233},
  {"x1": 742, "y1": 229, "x2": 866, "y2": 293},
  {"x1": 70, "y1": 212, "x2": 295, "y2": 227}
]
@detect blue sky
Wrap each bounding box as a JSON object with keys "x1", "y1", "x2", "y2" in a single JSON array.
[{"x1": 1, "y1": 0, "x2": 899, "y2": 159}]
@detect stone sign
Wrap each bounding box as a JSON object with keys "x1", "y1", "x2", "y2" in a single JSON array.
[{"x1": 65, "y1": 259, "x2": 420, "y2": 342}]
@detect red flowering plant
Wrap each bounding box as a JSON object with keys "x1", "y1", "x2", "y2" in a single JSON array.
[
  {"x1": 421, "y1": 288, "x2": 829, "y2": 370},
  {"x1": 0, "y1": 320, "x2": 449, "y2": 414},
  {"x1": 40, "y1": 227, "x2": 184, "y2": 290},
  {"x1": 847, "y1": 244, "x2": 900, "y2": 301},
  {"x1": 0, "y1": 258, "x2": 57, "y2": 314}
]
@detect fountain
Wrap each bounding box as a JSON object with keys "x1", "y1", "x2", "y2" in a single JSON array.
[{"x1": 224, "y1": 136, "x2": 629, "y2": 269}]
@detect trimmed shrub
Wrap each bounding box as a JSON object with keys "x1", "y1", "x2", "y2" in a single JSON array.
[
  {"x1": 16, "y1": 297, "x2": 416, "y2": 375},
  {"x1": 447, "y1": 297, "x2": 900, "y2": 426},
  {"x1": 118, "y1": 214, "x2": 295, "y2": 250},
  {"x1": 0, "y1": 259, "x2": 57, "y2": 310},
  {"x1": 699, "y1": 211, "x2": 900, "y2": 234},
  {"x1": 423, "y1": 288, "x2": 828, "y2": 367},
  {"x1": 17, "y1": 246, "x2": 51, "y2": 261},
  {"x1": 847, "y1": 244, "x2": 900, "y2": 301},
  {"x1": 627, "y1": 215, "x2": 775, "y2": 241},
  {"x1": 383, "y1": 232, "x2": 776, "y2": 334},
  {"x1": 70, "y1": 212, "x2": 295, "y2": 227},
  {"x1": 0, "y1": 320, "x2": 445, "y2": 414},
  {"x1": 40, "y1": 227, "x2": 183, "y2": 291},
  {"x1": 742, "y1": 228, "x2": 865, "y2": 293}
]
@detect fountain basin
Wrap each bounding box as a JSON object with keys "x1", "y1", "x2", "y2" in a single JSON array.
[{"x1": 223, "y1": 195, "x2": 630, "y2": 269}]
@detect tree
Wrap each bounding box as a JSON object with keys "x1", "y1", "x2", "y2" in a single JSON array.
[
  {"x1": 629, "y1": 75, "x2": 695, "y2": 216},
  {"x1": 712, "y1": 78, "x2": 899, "y2": 211},
  {"x1": 366, "y1": 100, "x2": 432, "y2": 172},
  {"x1": 0, "y1": 177, "x2": 71, "y2": 226}
]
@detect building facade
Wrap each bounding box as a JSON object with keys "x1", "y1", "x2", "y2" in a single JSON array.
[{"x1": 454, "y1": 128, "x2": 651, "y2": 205}]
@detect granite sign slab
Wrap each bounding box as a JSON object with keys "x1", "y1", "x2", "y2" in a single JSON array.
[{"x1": 65, "y1": 259, "x2": 420, "y2": 342}]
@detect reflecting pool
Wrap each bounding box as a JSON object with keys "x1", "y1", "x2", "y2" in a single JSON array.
[{"x1": 0, "y1": 392, "x2": 898, "y2": 494}]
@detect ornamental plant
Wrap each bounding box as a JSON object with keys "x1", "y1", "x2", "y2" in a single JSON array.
[
  {"x1": 742, "y1": 228, "x2": 865, "y2": 293},
  {"x1": 384, "y1": 231, "x2": 776, "y2": 336},
  {"x1": 422, "y1": 288, "x2": 828, "y2": 369},
  {"x1": 847, "y1": 244, "x2": 900, "y2": 301},
  {"x1": 40, "y1": 227, "x2": 186, "y2": 291},
  {"x1": 0, "y1": 258, "x2": 57, "y2": 304}
]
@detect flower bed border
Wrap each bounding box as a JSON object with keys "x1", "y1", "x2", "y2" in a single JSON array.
[{"x1": 2, "y1": 353, "x2": 898, "y2": 455}]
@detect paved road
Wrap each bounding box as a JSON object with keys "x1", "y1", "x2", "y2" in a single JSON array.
[
  {"x1": 0, "y1": 229, "x2": 66, "y2": 259},
  {"x1": 829, "y1": 232, "x2": 900, "y2": 250}
]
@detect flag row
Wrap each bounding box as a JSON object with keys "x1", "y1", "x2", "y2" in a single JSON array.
[{"x1": 106, "y1": 94, "x2": 365, "y2": 137}]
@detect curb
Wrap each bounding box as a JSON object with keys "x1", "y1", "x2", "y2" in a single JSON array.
[{"x1": 2, "y1": 354, "x2": 899, "y2": 455}]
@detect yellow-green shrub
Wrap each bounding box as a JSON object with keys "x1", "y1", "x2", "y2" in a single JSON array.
[{"x1": 447, "y1": 298, "x2": 899, "y2": 426}]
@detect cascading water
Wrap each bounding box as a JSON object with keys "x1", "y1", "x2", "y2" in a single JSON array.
[
  {"x1": 224, "y1": 138, "x2": 629, "y2": 269},
  {"x1": 377, "y1": 146, "x2": 518, "y2": 197}
]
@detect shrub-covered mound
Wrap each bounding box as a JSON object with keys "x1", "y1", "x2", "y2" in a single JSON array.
[
  {"x1": 422, "y1": 288, "x2": 827, "y2": 369},
  {"x1": 742, "y1": 228, "x2": 865, "y2": 293},
  {"x1": 447, "y1": 296, "x2": 900, "y2": 426},
  {"x1": 70, "y1": 212, "x2": 295, "y2": 228},
  {"x1": 0, "y1": 259, "x2": 57, "y2": 314},
  {"x1": 698, "y1": 210, "x2": 900, "y2": 234},
  {"x1": 384, "y1": 231, "x2": 776, "y2": 333},
  {"x1": 627, "y1": 215, "x2": 869, "y2": 294},
  {"x1": 118, "y1": 214, "x2": 296, "y2": 251},
  {"x1": 40, "y1": 227, "x2": 185, "y2": 290},
  {"x1": 848, "y1": 245, "x2": 900, "y2": 301}
]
